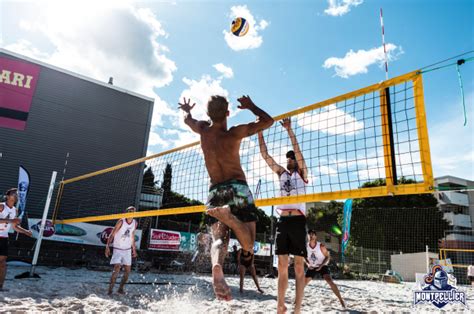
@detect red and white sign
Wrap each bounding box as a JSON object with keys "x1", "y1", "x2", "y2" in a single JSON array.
[
  {"x1": 149, "y1": 228, "x2": 181, "y2": 251},
  {"x1": 0, "y1": 57, "x2": 41, "y2": 130}
]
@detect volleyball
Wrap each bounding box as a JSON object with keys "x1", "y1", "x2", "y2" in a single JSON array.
[{"x1": 231, "y1": 17, "x2": 249, "y2": 37}]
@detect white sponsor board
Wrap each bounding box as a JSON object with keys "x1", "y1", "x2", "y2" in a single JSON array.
[{"x1": 28, "y1": 218, "x2": 142, "y2": 247}]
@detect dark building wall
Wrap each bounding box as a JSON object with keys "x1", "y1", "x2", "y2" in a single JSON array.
[{"x1": 0, "y1": 51, "x2": 153, "y2": 220}]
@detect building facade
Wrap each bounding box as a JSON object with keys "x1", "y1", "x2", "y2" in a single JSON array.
[
  {"x1": 435, "y1": 176, "x2": 473, "y2": 231},
  {"x1": 0, "y1": 49, "x2": 154, "y2": 220}
]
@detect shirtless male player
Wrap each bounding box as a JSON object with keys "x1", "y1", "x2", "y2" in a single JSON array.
[{"x1": 180, "y1": 95, "x2": 273, "y2": 300}]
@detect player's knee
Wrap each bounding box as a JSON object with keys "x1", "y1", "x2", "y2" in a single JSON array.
[
  {"x1": 278, "y1": 258, "x2": 289, "y2": 269},
  {"x1": 294, "y1": 265, "x2": 304, "y2": 276},
  {"x1": 278, "y1": 264, "x2": 288, "y2": 275}
]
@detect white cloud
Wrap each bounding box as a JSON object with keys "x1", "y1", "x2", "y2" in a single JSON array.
[
  {"x1": 12, "y1": 2, "x2": 176, "y2": 93},
  {"x1": 4, "y1": 1, "x2": 182, "y2": 156},
  {"x1": 324, "y1": 0, "x2": 363, "y2": 17},
  {"x1": 223, "y1": 5, "x2": 269, "y2": 51},
  {"x1": 5, "y1": 1, "x2": 177, "y2": 128},
  {"x1": 148, "y1": 130, "x2": 169, "y2": 148},
  {"x1": 296, "y1": 104, "x2": 364, "y2": 135},
  {"x1": 323, "y1": 44, "x2": 403, "y2": 78},
  {"x1": 180, "y1": 75, "x2": 231, "y2": 122},
  {"x1": 213, "y1": 63, "x2": 234, "y2": 79},
  {"x1": 170, "y1": 66, "x2": 237, "y2": 147}
]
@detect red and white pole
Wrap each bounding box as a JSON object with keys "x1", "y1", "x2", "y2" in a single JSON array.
[{"x1": 380, "y1": 8, "x2": 389, "y2": 81}]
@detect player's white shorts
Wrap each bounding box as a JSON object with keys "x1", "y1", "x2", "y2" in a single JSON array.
[{"x1": 110, "y1": 248, "x2": 132, "y2": 266}]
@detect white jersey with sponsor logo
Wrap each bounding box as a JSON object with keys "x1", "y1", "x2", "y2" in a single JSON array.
[
  {"x1": 113, "y1": 218, "x2": 137, "y2": 250},
  {"x1": 307, "y1": 241, "x2": 326, "y2": 268},
  {"x1": 0, "y1": 203, "x2": 16, "y2": 238},
  {"x1": 276, "y1": 170, "x2": 307, "y2": 215}
]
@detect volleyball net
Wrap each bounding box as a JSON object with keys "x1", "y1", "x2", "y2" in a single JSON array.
[{"x1": 52, "y1": 70, "x2": 433, "y2": 224}]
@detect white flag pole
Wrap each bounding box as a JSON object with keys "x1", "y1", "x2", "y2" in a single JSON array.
[{"x1": 29, "y1": 171, "x2": 57, "y2": 277}]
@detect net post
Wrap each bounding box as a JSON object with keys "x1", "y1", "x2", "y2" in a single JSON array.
[
  {"x1": 384, "y1": 87, "x2": 398, "y2": 185},
  {"x1": 380, "y1": 87, "x2": 397, "y2": 192},
  {"x1": 30, "y1": 171, "x2": 57, "y2": 276},
  {"x1": 51, "y1": 181, "x2": 64, "y2": 224}
]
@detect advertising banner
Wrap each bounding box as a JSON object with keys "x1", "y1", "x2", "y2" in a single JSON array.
[
  {"x1": 149, "y1": 229, "x2": 181, "y2": 251},
  {"x1": 0, "y1": 57, "x2": 41, "y2": 130},
  {"x1": 28, "y1": 218, "x2": 142, "y2": 247}
]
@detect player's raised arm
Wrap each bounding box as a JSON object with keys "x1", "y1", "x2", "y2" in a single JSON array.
[
  {"x1": 258, "y1": 131, "x2": 286, "y2": 176},
  {"x1": 230, "y1": 95, "x2": 274, "y2": 138},
  {"x1": 281, "y1": 117, "x2": 308, "y2": 181},
  {"x1": 179, "y1": 97, "x2": 207, "y2": 134}
]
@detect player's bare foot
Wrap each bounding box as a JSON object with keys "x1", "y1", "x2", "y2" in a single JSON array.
[
  {"x1": 212, "y1": 265, "x2": 232, "y2": 301},
  {"x1": 294, "y1": 305, "x2": 302, "y2": 314},
  {"x1": 117, "y1": 288, "x2": 125, "y2": 294},
  {"x1": 340, "y1": 300, "x2": 346, "y2": 309},
  {"x1": 107, "y1": 289, "x2": 113, "y2": 295},
  {"x1": 277, "y1": 304, "x2": 287, "y2": 314},
  {"x1": 207, "y1": 205, "x2": 232, "y2": 221},
  {"x1": 257, "y1": 288, "x2": 264, "y2": 294}
]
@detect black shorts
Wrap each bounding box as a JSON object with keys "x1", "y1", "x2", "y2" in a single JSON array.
[
  {"x1": 205, "y1": 179, "x2": 258, "y2": 225},
  {"x1": 275, "y1": 215, "x2": 307, "y2": 257},
  {"x1": 305, "y1": 265, "x2": 331, "y2": 278},
  {"x1": 469, "y1": 276, "x2": 474, "y2": 282},
  {"x1": 0, "y1": 237, "x2": 8, "y2": 257}
]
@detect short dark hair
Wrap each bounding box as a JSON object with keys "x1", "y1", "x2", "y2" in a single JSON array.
[
  {"x1": 286, "y1": 150, "x2": 296, "y2": 160},
  {"x1": 5, "y1": 188, "x2": 18, "y2": 196},
  {"x1": 308, "y1": 229, "x2": 317, "y2": 235},
  {"x1": 207, "y1": 95, "x2": 229, "y2": 122}
]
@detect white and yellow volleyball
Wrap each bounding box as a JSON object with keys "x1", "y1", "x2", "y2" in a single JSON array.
[{"x1": 231, "y1": 17, "x2": 249, "y2": 37}]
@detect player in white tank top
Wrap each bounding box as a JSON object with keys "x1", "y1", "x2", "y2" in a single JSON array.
[
  {"x1": 105, "y1": 206, "x2": 138, "y2": 295},
  {"x1": 0, "y1": 188, "x2": 33, "y2": 291},
  {"x1": 306, "y1": 241, "x2": 327, "y2": 269},
  {"x1": 258, "y1": 117, "x2": 309, "y2": 313},
  {"x1": 304, "y1": 230, "x2": 345, "y2": 308}
]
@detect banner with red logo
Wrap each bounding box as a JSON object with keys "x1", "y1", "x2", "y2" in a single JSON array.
[
  {"x1": 148, "y1": 229, "x2": 181, "y2": 251},
  {"x1": 0, "y1": 57, "x2": 41, "y2": 130},
  {"x1": 28, "y1": 218, "x2": 142, "y2": 248}
]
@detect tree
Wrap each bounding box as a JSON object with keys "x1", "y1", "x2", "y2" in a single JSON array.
[
  {"x1": 159, "y1": 163, "x2": 203, "y2": 226},
  {"x1": 142, "y1": 167, "x2": 157, "y2": 193},
  {"x1": 161, "y1": 163, "x2": 172, "y2": 204},
  {"x1": 306, "y1": 201, "x2": 343, "y2": 234},
  {"x1": 350, "y1": 178, "x2": 450, "y2": 253}
]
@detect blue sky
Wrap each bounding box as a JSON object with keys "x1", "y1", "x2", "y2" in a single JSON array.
[{"x1": 2, "y1": 0, "x2": 473, "y2": 193}]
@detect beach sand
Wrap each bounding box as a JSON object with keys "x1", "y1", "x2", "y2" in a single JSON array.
[{"x1": 1, "y1": 266, "x2": 472, "y2": 312}]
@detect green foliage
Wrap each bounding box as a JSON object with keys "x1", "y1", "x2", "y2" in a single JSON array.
[
  {"x1": 350, "y1": 178, "x2": 449, "y2": 253},
  {"x1": 306, "y1": 201, "x2": 343, "y2": 234}
]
